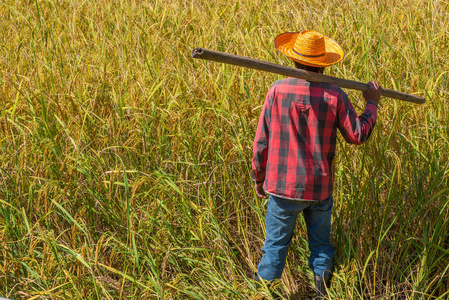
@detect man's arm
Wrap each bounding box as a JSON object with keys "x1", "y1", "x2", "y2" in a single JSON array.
[
  {"x1": 337, "y1": 81, "x2": 382, "y2": 145},
  {"x1": 251, "y1": 88, "x2": 274, "y2": 198}
]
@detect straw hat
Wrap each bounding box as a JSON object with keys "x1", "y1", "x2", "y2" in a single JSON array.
[{"x1": 275, "y1": 30, "x2": 344, "y2": 67}]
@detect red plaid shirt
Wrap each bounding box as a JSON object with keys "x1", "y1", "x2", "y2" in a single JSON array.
[{"x1": 251, "y1": 78, "x2": 378, "y2": 201}]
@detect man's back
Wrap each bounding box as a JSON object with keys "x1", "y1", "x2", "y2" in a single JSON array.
[{"x1": 252, "y1": 77, "x2": 378, "y2": 200}]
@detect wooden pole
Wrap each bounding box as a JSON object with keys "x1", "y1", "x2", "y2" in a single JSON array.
[{"x1": 191, "y1": 47, "x2": 426, "y2": 104}]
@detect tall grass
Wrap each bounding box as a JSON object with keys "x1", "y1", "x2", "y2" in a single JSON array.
[{"x1": 0, "y1": 0, "x2": 448, "y2": 298}]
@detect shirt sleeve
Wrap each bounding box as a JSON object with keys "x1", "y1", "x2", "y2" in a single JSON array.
[
  {"x1": 337, "y1": 92, "x2": 378, "y2": 145},
  {"x1": 251, "y1": 87, "x2": 274, "y2": 183}
]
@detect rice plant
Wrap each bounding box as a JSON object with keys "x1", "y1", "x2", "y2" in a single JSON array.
[{"x1": 0, "y1": 0, "x2": 448, "y2": 299}]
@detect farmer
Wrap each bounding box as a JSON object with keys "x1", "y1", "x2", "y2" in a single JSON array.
[{"x1": 251, "y1": 30, "x2": 381, "y2": 298}]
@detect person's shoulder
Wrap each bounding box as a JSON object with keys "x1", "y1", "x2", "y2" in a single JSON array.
[
  {"x1": 324, "y1": 82, "x2": 346, "y2": 93},
  {"x1": 266, "y1": 79, "x2": 285, "y2": 94},
  {"x1": 269, "y1": 78, "x2": 305, "y2": 90},
  {"x1": 270, "y1": 78, "x2": 291, "y2": 87},
  {"x1": 320, "y1": 82, "x2": 347, "y2": 99}
]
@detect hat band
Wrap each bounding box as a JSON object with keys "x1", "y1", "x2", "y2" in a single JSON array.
[{"x1": 293, "y1": 49, "x2": 325, "y2": 58}]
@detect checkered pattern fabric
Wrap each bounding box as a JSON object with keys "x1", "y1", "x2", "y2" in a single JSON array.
[{"x1": 251, "y1": 78, "x2": 378, "y2": 201}]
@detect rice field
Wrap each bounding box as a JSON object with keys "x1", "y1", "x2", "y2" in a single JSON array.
[{"x1": 0, "y1": 0, "x2": 448, "y2": 299}]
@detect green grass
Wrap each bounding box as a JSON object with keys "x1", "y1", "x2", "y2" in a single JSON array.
[{"x1": 0, "y1": 0, "x2": 448, "y2": 298}]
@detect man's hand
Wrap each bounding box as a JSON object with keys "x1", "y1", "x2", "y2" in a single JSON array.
[
  {"x1": 255, "y1": 182, "x2": 267, "y2": 199},
  {"x1": 363, "y1": 81, "x2": 382, "y2": 104}
]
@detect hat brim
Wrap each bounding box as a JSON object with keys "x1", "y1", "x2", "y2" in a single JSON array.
[{"x1": 275, "y1": 32, "x2": 345, "y2": 67}]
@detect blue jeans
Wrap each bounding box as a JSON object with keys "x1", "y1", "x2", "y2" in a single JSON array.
[{"x1": 257, "y1": 194, "x2": 334, "y2": 281}]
